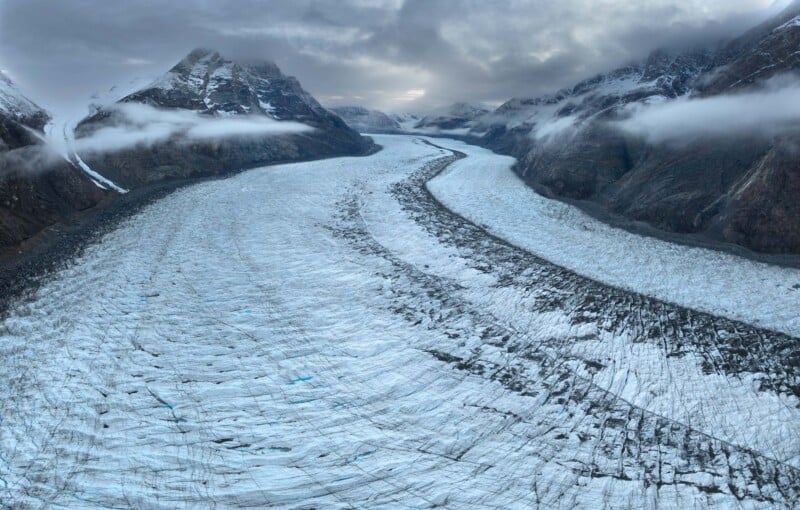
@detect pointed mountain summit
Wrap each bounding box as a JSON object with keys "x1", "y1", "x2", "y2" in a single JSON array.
[
  {"x1": 333, "y1": 102, "x2": 490, "y2": 135},
  {"x1": 125, "y1": 48, "x2": 328, "y2": 121},
  {"x1": 0, "y1": 71, "x2": 48, "y2": 131},
  {"x1": 76, "y1": 48, "x2": 375, "y2": 188}
]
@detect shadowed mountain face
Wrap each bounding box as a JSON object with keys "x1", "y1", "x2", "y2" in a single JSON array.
[
  {"x1": 330, "y1": 106, "x2": 402, "y2": 133},
  {"x1": 0, "y1": 72, "x2": 107, "y2": 251},
  {"x1": 333, "y1": 103, "x2": 490, "y2": 135},
  {"x1": 473, "y1": 2, "x2": 800, "y2": 255},
  {"x1": 76, "y1": 49, "x2": 376, "y2": 189},
  {"x1": 413, "y1": 103, "x2": 490, "y2": 132}
]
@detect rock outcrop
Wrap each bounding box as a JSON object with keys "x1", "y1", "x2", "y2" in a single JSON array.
[{"x1": 0, "y1": 72, "x2": 107, "y2": 251}]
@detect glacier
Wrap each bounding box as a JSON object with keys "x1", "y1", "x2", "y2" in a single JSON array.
[
  {"x1": 1, "y1": 135, "x2": 799, "y2": 508},
  {"x1": 426, "y1": 138, "x2": 800, "y2": 337}
]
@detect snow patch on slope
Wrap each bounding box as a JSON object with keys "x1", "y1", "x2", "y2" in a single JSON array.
[
  {"x1": 44, "y1": 117, "x2": 128, "y2": 193},
  {"x1": 0, "y1": 71, "x2": 41, "y2": 120}
]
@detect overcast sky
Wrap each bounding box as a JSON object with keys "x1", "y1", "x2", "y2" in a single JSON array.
[{"x1": 0, "y1": 0, "x2": 792, "y2": 116}]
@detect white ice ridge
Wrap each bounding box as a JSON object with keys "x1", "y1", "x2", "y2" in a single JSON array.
[
  {"x1": 0, "y1": 135, "x2": 798, "y2": 508},
  {"x1": 43, "y1": 118, "x2": 129, "y2": 193},
  {"x1": 427, "y1": 137, "x2": 800, "y2": 337}
]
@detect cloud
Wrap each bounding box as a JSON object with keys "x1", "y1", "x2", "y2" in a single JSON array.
[
  {"x1": 616, "y1": 75, "x2": 800, "y2": 143},
  {"x1": 533, "y1": 115, "x2": 580, "y2": 141},
  {"x1": 75, "y1": 103, "x2": 312, "y2": 154},
  {"x1": 0, "y1": 144, "x2": 65, "y2": 175},
  {"x1": 394, "y1": 89, "x2": 426, "y2": 102},
  {"x1": 0, "y1": 0, "x2": 790, "y2": 115}
]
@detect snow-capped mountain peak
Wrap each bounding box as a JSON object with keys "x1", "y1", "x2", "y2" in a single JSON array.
[
  {"x1": 329, "y1": 106, "x2": 401, "y2": 133},
  {"x1": 413, "y1": 102, "x2": 491, "y2": 132},
  {"x1": 127, "y1": 48, "x2": 325, "y2": 121},
  {"x1": 74, "y1": 48, "x2": 373, "y2": 189},
  {"x1": 0, "y1": 71, "x2": 47, "y2": 127}
]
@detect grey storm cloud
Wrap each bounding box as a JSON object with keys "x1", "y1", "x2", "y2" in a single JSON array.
[{"x1": 0, "y1": 0, "x2": 791, "y2": 116}]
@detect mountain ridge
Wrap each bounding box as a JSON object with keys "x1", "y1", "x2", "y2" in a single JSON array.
[
  {"x1": 469, "y1": 2, "x2": 800, "y2": 254},
  {"x1": 76, "y1": 48, "x2": 376, "y2": 188}
]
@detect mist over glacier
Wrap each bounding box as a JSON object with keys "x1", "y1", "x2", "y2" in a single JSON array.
[{"x1": 75, "y1": 103, "x2": 313, "y2": 155}]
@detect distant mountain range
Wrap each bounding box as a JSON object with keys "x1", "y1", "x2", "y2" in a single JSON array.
[
  {"x1": 335, "y1": 2, "x2": 800, "y2": 255},
  {"x1": 332, "y1": 102, "x2": 488, "y2": 135}
]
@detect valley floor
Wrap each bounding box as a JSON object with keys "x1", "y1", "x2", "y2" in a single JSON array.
[{"x1": 1, "y1": 135, "x2": 799, "y2": 508}]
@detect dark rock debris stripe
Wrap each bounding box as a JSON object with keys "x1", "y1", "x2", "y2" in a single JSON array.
[{"x1": 327, "y1": 139, "x2": 800, "y2": 506}]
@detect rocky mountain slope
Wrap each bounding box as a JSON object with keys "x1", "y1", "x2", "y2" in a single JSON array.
[
  {"x1": 0, "y1": 72, "x2": 107, "y2": 251},
  {"x1": 76, "y1": 49, "x2": 375, "y2": 188},
  {"x1": 329, "y1": 106, "x2": 401, "y2": 133},
  {"x1": 473, "y1": 2, "x2": 800, "y2": 254}
]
